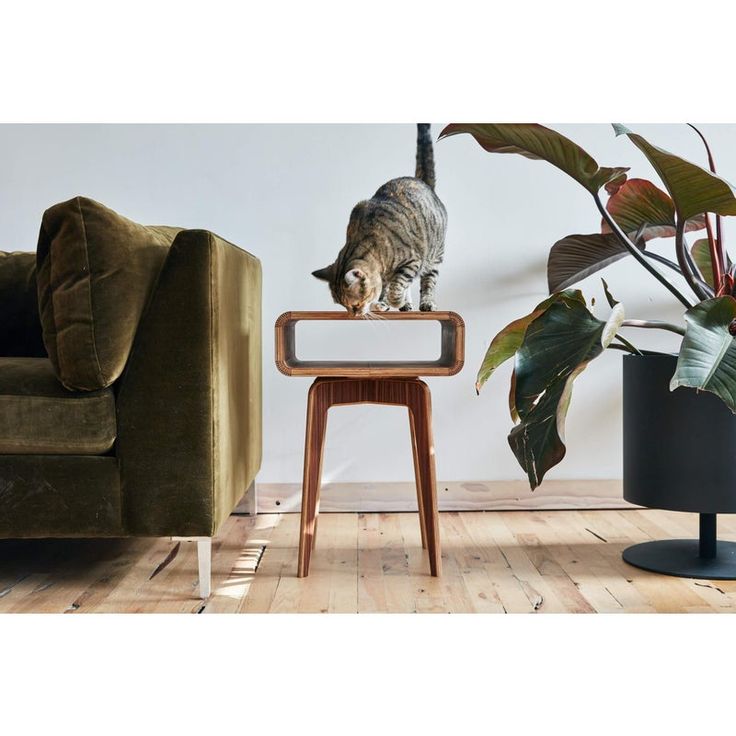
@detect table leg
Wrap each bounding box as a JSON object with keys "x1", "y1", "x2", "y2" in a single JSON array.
[
  {"x1": 407, "y1": 380, "x2": 441, "y2": 577},
  {"x1": 298, "y1": 379, "x2": 329, "y2": 577},
  {"x1": 408, "y1": 409, "x2": 428, "y2": 550}
]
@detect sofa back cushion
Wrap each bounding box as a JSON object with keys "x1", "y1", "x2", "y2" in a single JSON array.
[
  {"x1": 0, "y1": 251, "x2": 47, "y2": 358},
  {"x1": 36, "y1": 197, "x2": 181, "y2": 390}
]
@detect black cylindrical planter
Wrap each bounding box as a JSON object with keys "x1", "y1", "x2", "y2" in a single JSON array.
[{"x1": 623, "y1": 353, "x2": 736, "y2": 579}]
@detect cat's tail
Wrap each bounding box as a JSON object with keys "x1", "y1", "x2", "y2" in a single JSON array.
[{"x1": 415, "y1": 123, "x2": 436, "y2": 190}]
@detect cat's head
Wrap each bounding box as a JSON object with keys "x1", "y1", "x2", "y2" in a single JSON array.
[{"x1": 312, "y1": 261, "x2": 382, "y2": 316}]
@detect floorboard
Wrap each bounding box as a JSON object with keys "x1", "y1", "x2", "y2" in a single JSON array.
[{"x1": 2, "y1": 510, "x2": 736, "y2": 613}]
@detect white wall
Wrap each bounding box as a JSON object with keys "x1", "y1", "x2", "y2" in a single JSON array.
[{"x1": 1, "y1": 124, "x2": 733, "y2": 486}]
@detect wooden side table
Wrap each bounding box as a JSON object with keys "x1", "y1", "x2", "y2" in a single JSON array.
[{"x1": 275, "y1": 311, "x2": 464, "y2": 577}]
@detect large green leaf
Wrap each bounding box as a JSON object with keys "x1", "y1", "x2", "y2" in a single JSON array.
[
  {"x1": 548, "y1": 178, "x2": 706, "y2": 293},
  {"x1": 614, "y1": 125, "x2": 736, "y2": 221},
  {"x1": 671, "y1": 296, "x2": 736, "y2": 411},
  {"x1": 691, "y1": 238, "x2": 733, "y2": 288},
  {"x1": 602, "y1": 177, "x2": 705, "y2": 240},
  {"x1": 475, "y1": 290, "x2": 584, "y2": 392},
  {"x1": 440, "y1": 123, "x2": 629, "y2": 194},
  {"x1": 547, "y1": 233, "x2": 637, "y2": 292},
  {"x1": 510, "y1": 298, "x2": 607, "y2": 488},
  {"x1": 508, "y1": 378, "x2": 571, "y2": 491}
]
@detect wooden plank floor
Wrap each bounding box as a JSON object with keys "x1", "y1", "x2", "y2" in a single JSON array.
[{"x1": 2, "y1": 510, "x2": 736, "y2": 613}]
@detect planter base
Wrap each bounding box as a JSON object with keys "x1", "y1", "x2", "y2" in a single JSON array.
[{"x1": 623, "y1": 539, "x2": 736, "y2": 580}]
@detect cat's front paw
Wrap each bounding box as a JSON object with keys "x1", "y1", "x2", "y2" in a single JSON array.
[
  {"x1": 419, "y1": 301, "x2": 437, "y2": 312},
  {"x1": 399, "y1": 302, "x2": 414, "y2": 312},
  {"x1": 371, "y1": 301, "x2": 390, "y2": 312}
]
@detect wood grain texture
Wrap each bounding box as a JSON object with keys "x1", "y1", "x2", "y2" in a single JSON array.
[
  {"x1": 274, "y1": 310, "x2": 464, "y2": 377},
  {"x1": 4, "y1": 508, "x2": 736, "y2": 613},
  {"x1": 256, "y1": 479, "x2": 630, "y2": 513},
  {"x1": 297, "y1": 377, "x2": 441, "y2": 577}
]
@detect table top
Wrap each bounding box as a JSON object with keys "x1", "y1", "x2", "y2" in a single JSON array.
[
  {"x1": 277, "y1": 310, "x2": 461, "y2": 321},
  {"x1": 275, "y1": 310, "x2": 465, "y2": 377}
]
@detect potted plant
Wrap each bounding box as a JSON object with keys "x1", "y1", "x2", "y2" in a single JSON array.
[{"x1": 440, "y1": 123, "x2": 736, "y2": 579}]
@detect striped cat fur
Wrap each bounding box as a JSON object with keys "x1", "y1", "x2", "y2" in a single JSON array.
[{"x1": 313, "y1": 124, "x2": 447, "y2": 315}]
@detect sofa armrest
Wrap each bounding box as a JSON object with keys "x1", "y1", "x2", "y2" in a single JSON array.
[{"x1": 116, "y1": 230, "x2": 262, "y2": 537}]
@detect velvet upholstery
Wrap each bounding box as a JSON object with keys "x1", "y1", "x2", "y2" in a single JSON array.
[
  {"x1": 117, "y1": 230, "x2": 262, "y2": 537},
  {"x1": 36, "y1": 197, "x2": 180, "y2": 391},
  {"x1": 0, "y1": 455, "x2": 122, "y2": 537},
  {"x1": 0, "y1": 357, "x2": 116, "y2": 455},
  {"x1": 0, "y1": 204, "x2": 261, "y2": 542},
  {"x1": 0, "y1": 252, "x2": 46, "y2": 357}
]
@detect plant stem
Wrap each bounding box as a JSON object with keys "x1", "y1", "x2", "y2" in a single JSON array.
[
  {"x1": 688, "y1": 123, "x2": 725, "y2": 263},
  {"x1": 642, "y1": 251, "x2": 714, "y2": 296},
  {"x1": 606, "y1": 343, "x2": 636, "y2": 353},
  {"x1": 688, "y1": 123, "x2": 718, "y2": 172},
  {"x1": 594, "y1": 193, "x2": 694, "y2": 308},
  {"x1": 642, "y1": 250, "x2": 682, "y2": 274},
  {"x1": 674, "y1": 219, "x2": 710, "y2": 301},
  {"x1": 703, "y1": 213, "x2": 723, "y2": 293},
  {"x1": 606, "y1": 344, "x2": 664, "y2": 356},
  {"x1": 613, "y1": 334, "x2": 642, "y2": 354},
  {"x1": 621, "y1": 319, "x2": 686, "y2": 336}
]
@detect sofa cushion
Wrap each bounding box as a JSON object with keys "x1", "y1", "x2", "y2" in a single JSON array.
[
  {"x1": 0, "y1": 357, "x2": 116, "y2": 454},
  {"x1": 36, "y1": 197, "x2": 181, "y2": 390},
  {"x1": 0, "y1": 251, "x2": 47, "y2": 357}
]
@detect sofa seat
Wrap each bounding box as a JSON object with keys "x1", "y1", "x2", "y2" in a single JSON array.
[{"x1": 0, "y1": 357, "x2": 116, "y2": 455}]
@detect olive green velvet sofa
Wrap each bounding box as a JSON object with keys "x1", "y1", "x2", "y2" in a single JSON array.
[{"x1": 0, "y1": 197, "x2": 262, "y2": 598}]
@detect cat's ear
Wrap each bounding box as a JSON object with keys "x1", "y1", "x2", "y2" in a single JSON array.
[
  {"x1": 312, "y1": 264, "x2": 335, "y2": 282},
  {"x1": 345, "y1": 268, "x2": 365, "y2": 286}
]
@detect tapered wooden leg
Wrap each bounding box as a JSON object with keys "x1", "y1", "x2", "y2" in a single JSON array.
[
  {"x1": 407, "y1": 381, "x2": 441, "y2": 576},
  {"x1": 298, "y1": 379, "x2": 329, "y2": 577},
  {"x1": 296, "y1": 377, "x2": 441, "y2": 578},
  {"x1": 408, "y1": 409, "x2": 428, "y2": 550}
]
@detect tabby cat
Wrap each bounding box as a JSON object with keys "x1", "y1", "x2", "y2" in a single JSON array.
[{"x1": 312, "y1": 124, "x2": 447, "y2": 315}]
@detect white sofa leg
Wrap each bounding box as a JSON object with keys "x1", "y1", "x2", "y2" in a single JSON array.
[
  {"x1": 197, "y1": 539, "x2": 212, "y2": 599},
  {"x1": 234, "y1": 480, "x2": 258, "y2": 516},
  {"x1": 171, "y1": 536, "x2": 212, "y2": 599},
  {"x1": 245, "y1": 480, "x2": 258, "y2": 516}
]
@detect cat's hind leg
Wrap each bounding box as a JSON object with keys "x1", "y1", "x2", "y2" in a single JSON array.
[{"x1": 419, "y1": 266, "x2": 439, "y2": 311}]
